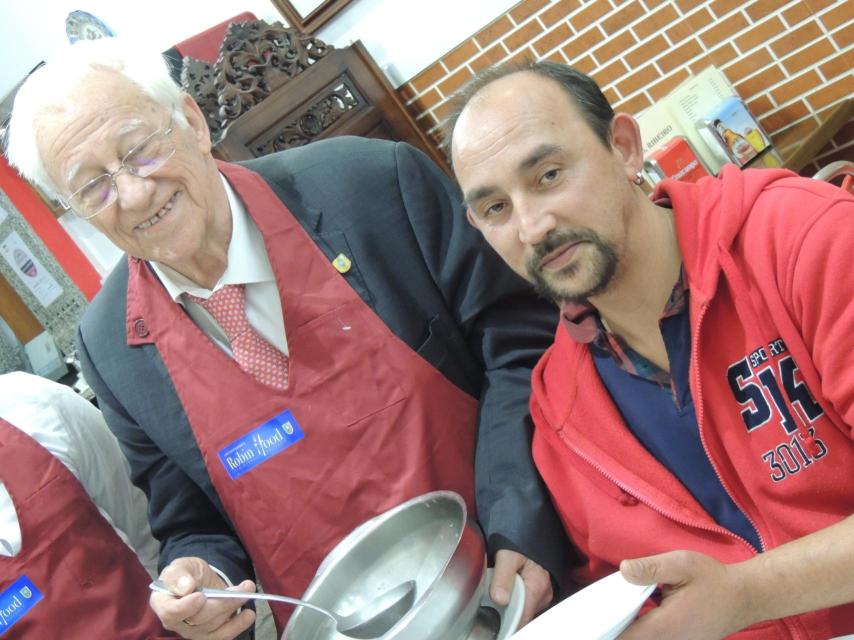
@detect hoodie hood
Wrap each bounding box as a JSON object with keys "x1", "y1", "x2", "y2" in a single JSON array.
[{"x1": 652, "y1": 165, "x2": 796, "y2": 302}]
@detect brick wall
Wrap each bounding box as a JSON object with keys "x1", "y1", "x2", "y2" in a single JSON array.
[{"x1": 397, "y1": 0, "x2": 853, "y2": 174}]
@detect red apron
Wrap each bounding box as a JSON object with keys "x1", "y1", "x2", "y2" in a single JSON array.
[
  {"x1": 126, "y1": 162, "x2": 478, "y2": 630},
  {"x1": 0, "y1": 417, "x2": 174, "y2": 639}
]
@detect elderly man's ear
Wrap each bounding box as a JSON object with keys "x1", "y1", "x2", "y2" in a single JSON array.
[
  {"x1": 180, "y1": 93, "x2": 213, "y2": 153},
  {"x1": 610, "y1": 113, "x2": 645, "y2": 182}
]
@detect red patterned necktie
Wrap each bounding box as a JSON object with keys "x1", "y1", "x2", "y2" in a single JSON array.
[{"x1": 189, "y1": 284, "x2": 289, "y2": 390}]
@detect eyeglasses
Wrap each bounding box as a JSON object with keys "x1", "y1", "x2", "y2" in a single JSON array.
[{"x1": 59, "y1": 120, "x2": 176, "y2": 220}]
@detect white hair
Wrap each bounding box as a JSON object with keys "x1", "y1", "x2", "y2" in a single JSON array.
[{"x1": 5, "y1": 37, "x2": 187, "y2": 197}]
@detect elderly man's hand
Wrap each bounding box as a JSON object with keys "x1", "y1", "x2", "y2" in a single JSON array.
[
  {"x1": 490, "y1": 549, "x2": 553, "y2": 627},
  {"x1": 617, "y1": 550, "x2": 750, "y2": 640},
  {"x1": 150, "y1": 556, "x2": 257, "y2": 639}
]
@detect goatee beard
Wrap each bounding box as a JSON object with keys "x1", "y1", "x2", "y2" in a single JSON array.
[{"x1": 526, "y1": 229, "x2": 618, "y2": 305}]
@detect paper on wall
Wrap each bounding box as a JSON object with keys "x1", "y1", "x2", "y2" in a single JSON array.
[
  {"x1": 636, "y1": 66, "x2": 738, "y2": 175},
  {"x1": 0, "y1": 230, "x2": 63, "y2": 307}
]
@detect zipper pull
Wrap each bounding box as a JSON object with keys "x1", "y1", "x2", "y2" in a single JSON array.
[
  {"x1": 803, "y1": 434, "x2": 821, "y2": 457},
  {"x1": 619, "y1": 491, "x2": 639, "y2": 506}
]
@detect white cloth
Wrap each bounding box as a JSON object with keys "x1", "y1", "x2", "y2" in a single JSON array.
[
  {"x1": 0, "y1": 371, "x2": 160, "y2": 578},
  {"x1": 152, "y1": 174, "x2": 289, "y2": 356}
]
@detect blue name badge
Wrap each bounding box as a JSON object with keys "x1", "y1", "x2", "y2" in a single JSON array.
[
  {"x1": 0, "y1": 575, "x2": 43, "y2": 636},
  {"x1": 218, "y1": 409, "x2": 304, "y2": 480}
]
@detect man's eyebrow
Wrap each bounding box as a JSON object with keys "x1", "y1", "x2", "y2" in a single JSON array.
[
  {"x1": 65, "y1": 162, "x2": 83, "y2": 188},
  {"x1": 462, "y1": 185, "x2": 497, "y2": 209},
  {"x1": 63, "y1": 120, "x2": 149, "y2": 187},
  {"x1": 462, "y1": 143, "x2": 563, "y2": 209},
  {"x1": 518, "y1": 143, "x2": 561, "y2": 172},
  {"x1": 117, "y1": 119, "x2": 147, "y2": 136}
]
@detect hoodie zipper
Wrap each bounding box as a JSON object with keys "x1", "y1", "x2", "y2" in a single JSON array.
[
  {"x1": 555, "y1": 297, "x2": 763, "y2": 553},
  {"x1": 695, "y1": 300, "x2": 809, "y2": 640},
  {"x1": 693, "y1": 262, "x2": 812, "y2": 640},
  {"x1": 558, "y1": 425, "x2": 759, "y2": 553},
  {"x1": 691, "y1": 299, "x2": 767, "y2": 554},
  {"x1": 564, "y1": 431, "x2": 815, "y2": 639},
  {"x1": 559, "y1": 363, "x2": 814, "y2": 639}
]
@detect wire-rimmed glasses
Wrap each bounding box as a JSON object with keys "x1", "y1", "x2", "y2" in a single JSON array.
[{"x1": 58, "y1": 120, "x2": 176, "y2": 220}]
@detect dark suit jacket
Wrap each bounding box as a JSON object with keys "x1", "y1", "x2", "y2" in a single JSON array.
[{"x1": 77, "y1": 136, "x2": 571, "y2": 586}]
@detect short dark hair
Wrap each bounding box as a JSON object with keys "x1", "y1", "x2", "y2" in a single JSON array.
[{"x1": 441, "y1": 60, "x2": 615, "y2": 164}]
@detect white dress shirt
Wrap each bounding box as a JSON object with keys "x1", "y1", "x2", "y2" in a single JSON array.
[
  {"x1": 152, "y1": 174, "x2": 289, "y2": 356},
  {"x1": 0, "y1": 371, "x2": 160, "y2": 578}
]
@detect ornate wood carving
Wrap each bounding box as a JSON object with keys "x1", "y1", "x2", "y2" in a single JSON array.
[
  {"x1": 180, "y1": 58, "x2": 221, "y2": 140},
  {"x1": 252, "y1": 75, "x2": 362, "y2": 154},
  {"x1": 181, "y1": 19, "x2": 333, "y2": 143},
  {"x1": 176, "y1": 21, "x2": 448, "y2": 172}
]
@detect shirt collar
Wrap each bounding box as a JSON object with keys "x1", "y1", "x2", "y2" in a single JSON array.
[
  {"x1": 559, "y1": 302, "x2": 600, "y2": 343},
  {"x1": 559, "y1": 267, "x2": 688, "y2": 344},
  {"x1": 150, "y1": 174, "x2": 275, "y2": 302}
]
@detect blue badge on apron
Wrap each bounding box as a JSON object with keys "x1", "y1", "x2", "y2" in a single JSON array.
[
  {"x1": 218, "y1": 409, "x2": 304, "y2": 480},
  {"x1": 0, "y1": 575, "x2": 43, "y2": 636}
]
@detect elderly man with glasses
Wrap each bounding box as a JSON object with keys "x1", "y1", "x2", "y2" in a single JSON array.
[
  {"x1": 57, "y1": 118, "x2": 176, "y2": 220},
  {"x1": 5, "y1": 38, "x2": 567, "y2": 639}
]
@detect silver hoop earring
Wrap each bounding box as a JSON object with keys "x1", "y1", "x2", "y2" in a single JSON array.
[{"x1": 633, "y1": 172, "x2": 644, "y2": 185}]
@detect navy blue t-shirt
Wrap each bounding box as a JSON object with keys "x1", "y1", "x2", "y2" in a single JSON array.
[{"x1": 591, "y1": 306, "x2": 762, "y2": 551}]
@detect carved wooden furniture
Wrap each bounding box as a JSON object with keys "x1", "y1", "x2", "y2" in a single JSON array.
[{"x1": 180, "y1": 19, "x2": 448, "y2": 172}]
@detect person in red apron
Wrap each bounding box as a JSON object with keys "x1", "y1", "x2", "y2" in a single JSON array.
[
  {"x1": 0, "y1": 415, "x2": 175, "y2": 638},
  {"x1": 6, "y1": 38, "x2": 567, "y2": 638}
]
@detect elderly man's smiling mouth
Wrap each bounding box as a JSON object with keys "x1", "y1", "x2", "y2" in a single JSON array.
[{"x1": 136, "y1": 192, "x2": 179, "y2": 231}]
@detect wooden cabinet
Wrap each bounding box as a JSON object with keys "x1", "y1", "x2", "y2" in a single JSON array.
[{"x1": 181, "y1": 20, "x2": 448, "y2": 172}]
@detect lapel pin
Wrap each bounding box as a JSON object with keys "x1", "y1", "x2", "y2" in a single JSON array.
[{"x1": 332, "y1": 253, "x2": 352, "y2": 273}]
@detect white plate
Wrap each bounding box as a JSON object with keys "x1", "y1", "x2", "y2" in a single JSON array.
[
  {"x1": 510, "y1": 571, "x2": 654, "y2": 640},
  {"x1": 482, "y1": 568, "x2": 525, "y2": 639}
]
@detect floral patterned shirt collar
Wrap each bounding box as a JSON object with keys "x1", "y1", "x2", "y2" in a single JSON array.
[{"x1": 559, "y1": 267, "x2": 688, "y2": 386}]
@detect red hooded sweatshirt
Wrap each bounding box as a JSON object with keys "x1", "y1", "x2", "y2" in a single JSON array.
[{"x1": 531, "y1": 166, "x2": 854, "y2": 639}]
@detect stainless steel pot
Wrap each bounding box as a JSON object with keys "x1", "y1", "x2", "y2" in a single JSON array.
[{"x1": 282, "y1": 491, "x2": 486, "y2": 640}]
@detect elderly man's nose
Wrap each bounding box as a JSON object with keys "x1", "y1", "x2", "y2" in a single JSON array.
[{"x1": 114, "y1": 171, "x2": 155, "y2": 209}]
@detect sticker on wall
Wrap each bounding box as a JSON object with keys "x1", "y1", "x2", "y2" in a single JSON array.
[
  {"x1": 0, "y1": 231, "x2": 63, "y2": 307},
  {"x1": 65, "y1": 10, "x2": 114, "y2": 44}
]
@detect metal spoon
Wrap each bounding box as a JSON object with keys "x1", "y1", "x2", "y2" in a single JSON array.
[{"x1": 149, "y1": 579, "x2": 416, "y2": 638}]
